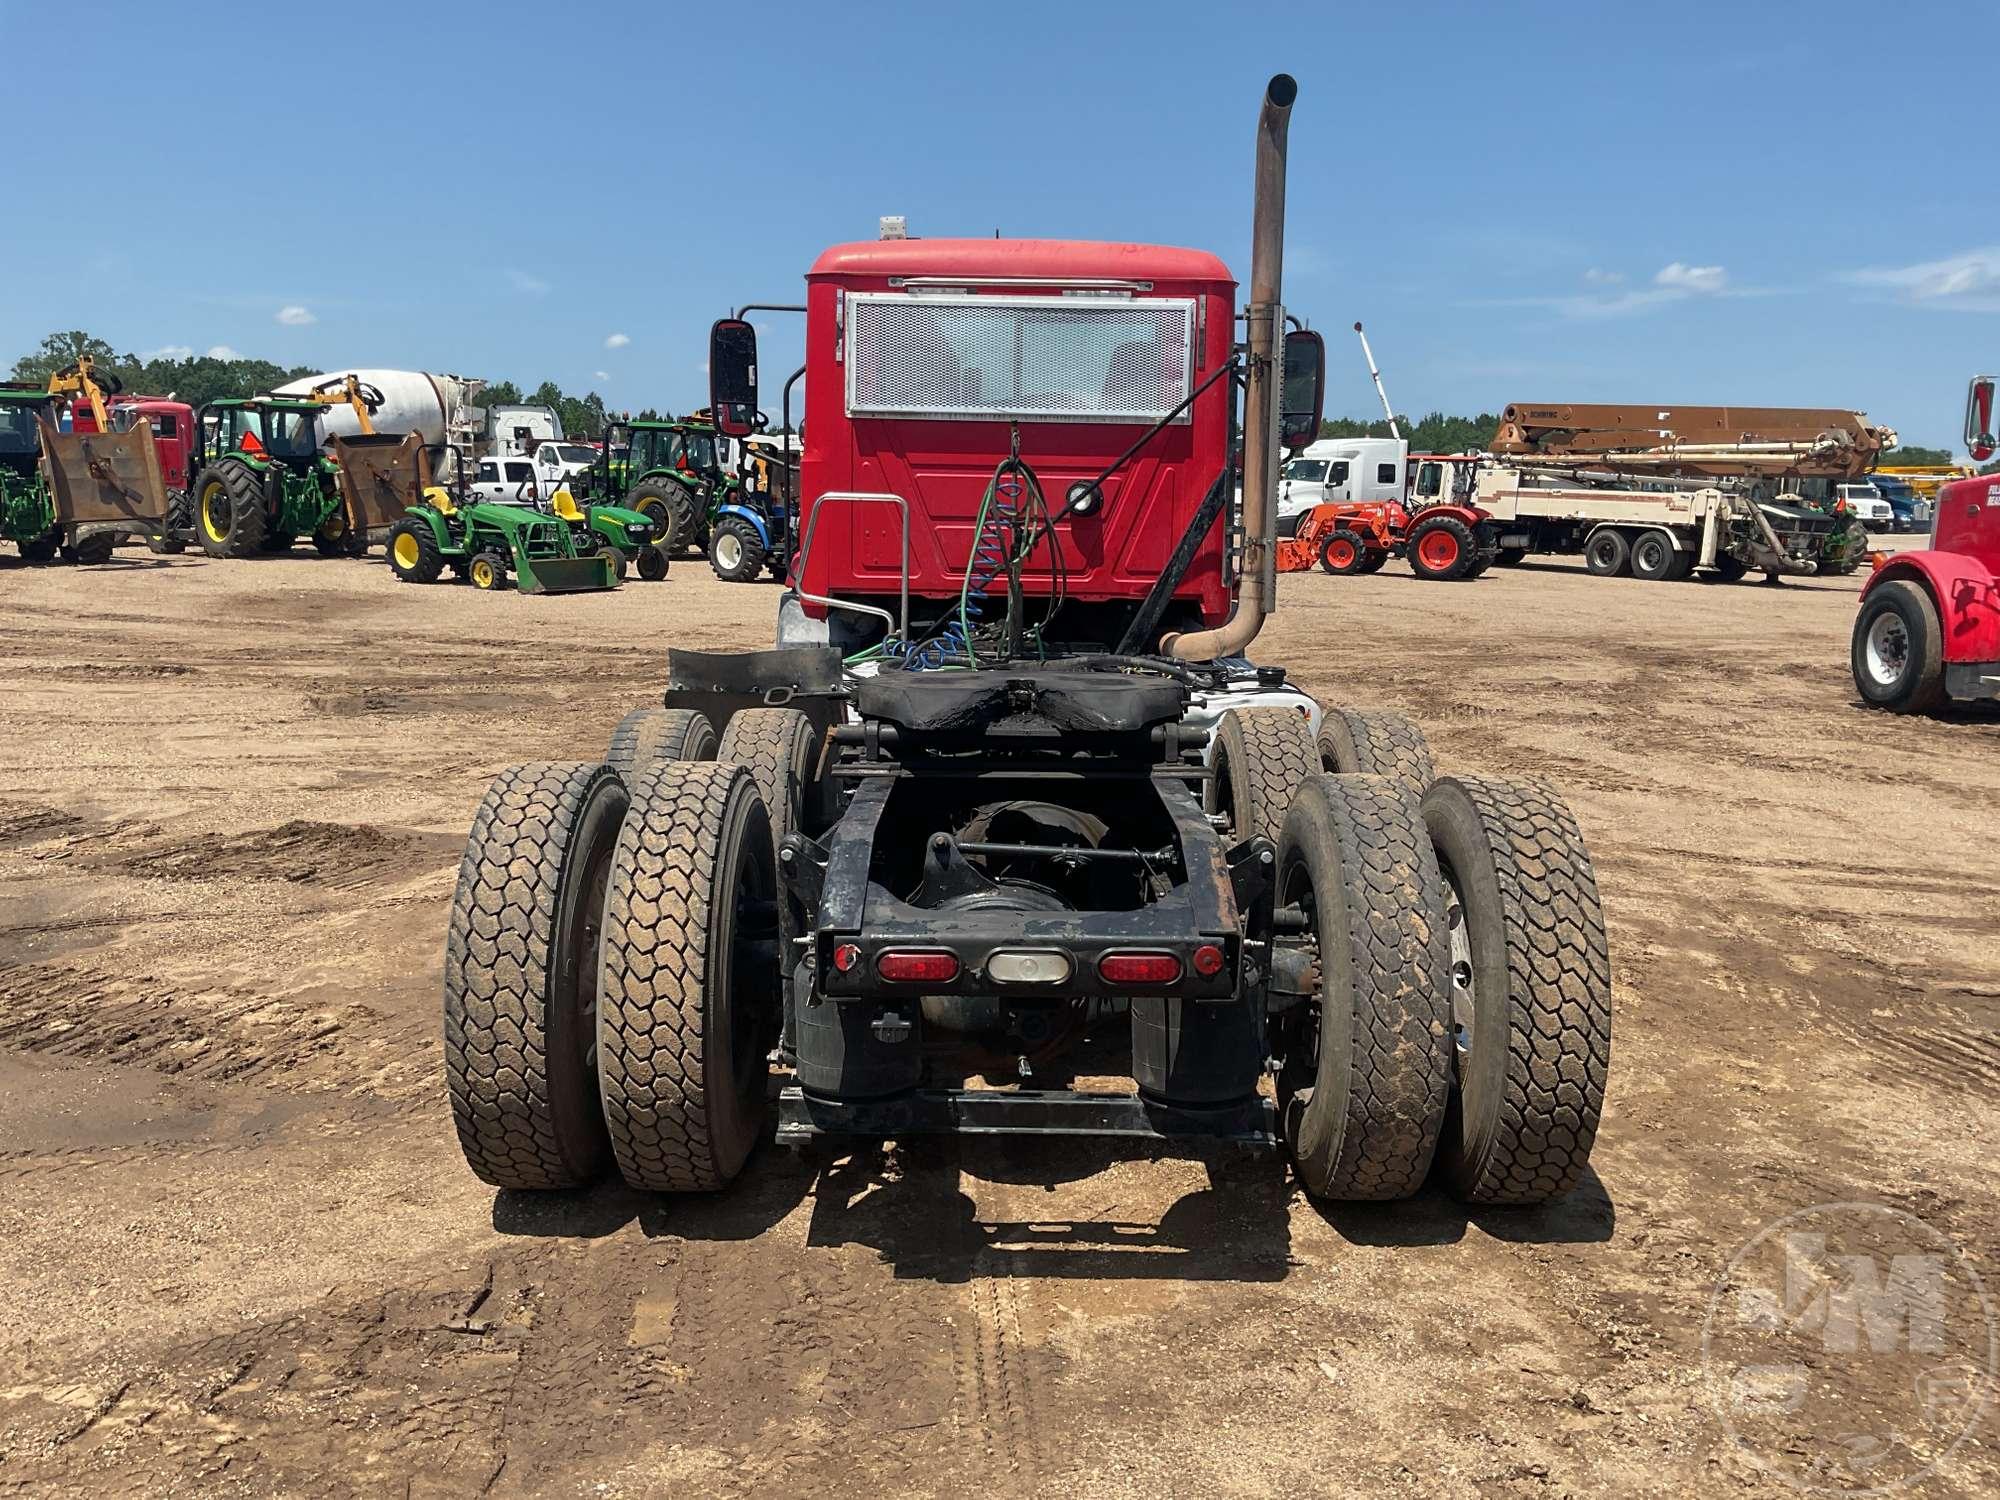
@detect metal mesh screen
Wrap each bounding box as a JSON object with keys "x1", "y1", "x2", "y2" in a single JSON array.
[{"x1": 846, "y1": 293, "x2": 1194, "y2": 423}]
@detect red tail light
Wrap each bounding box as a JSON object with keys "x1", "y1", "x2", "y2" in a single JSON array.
[
  {"x1": 831, "y1": 942, "x2": 861, "y2": 973},
  {"x1": 876, "y1": 949, "x2": 960, "y2": 984},
  {"x1": 1191, "y1": 943, "x2": 1226, "y2": 977},
  {"x1": 1098, "y1": 951, "x2": 1183, "y2": 986}
]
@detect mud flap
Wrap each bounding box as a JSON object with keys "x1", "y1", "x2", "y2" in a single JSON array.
[
  {"x1": 36, "y1": 419, "x2": 170, "y2": 546},
  {"x1": 515, "y1": 555, "x2": 617, "y2": 594},
  {"x1": 332, "y1": 433, "x2": 430, "y2": 542}
]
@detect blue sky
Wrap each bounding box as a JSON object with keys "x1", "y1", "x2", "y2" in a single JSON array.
[{"x1": 2, "y1": 0, "x2": 1991, "y2": 450}]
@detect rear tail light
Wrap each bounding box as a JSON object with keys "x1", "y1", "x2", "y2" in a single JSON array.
[
  {"x1": 1097, "y1": 951, "x2": 1183, "y2": 986},
  {"x1": 831, "y1": 942, "x2": 862, "y2": 973},
  {"x1": 1191, "y1": 943, "x2": 1226, "y2": 977},
  {"x1": 876, "y1": 949, "x2": 960, "y2": 984}
]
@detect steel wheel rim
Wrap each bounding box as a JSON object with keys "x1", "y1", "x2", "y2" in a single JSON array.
[
  {"x1": 1328, "y1": 539, "x2": 1355, "y2": 569},
  {"x1": 1864, "y1": 612, "x2": 1909, "y2": 686},
  {"x1": 201, "y1": 485, "x2": 228, "y2": 541},
  {"x1": 714, "y1": 532, "x2": 742, "y2": 572},
  {"x1": 393, "y1": 533, "x2": 419, "y2": 569},
  {"x1": 1636, "y1": 537, "x2": 1665, "y2": 572},
  {"x1": 1443, "y1": 869, "x2": 1475, "y2": 1062},
  {"x1": 472, "y1": 559, "x2": 494, "y2": 588},
  {"x1": 1418, "y1": 530, "x2": 1458, "y2": 569}
]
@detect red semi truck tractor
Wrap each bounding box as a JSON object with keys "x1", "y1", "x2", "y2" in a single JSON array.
[{"x1": 1851, "y1": 375, "x2": 2000, "y2": 711}]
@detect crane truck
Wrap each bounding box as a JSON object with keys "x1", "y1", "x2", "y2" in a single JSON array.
[{"x1": 438, "y1": 77, "x2": 1613, "y2": 1217}]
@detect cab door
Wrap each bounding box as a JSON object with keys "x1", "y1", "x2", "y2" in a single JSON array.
[{"x1": 1278, "y1": 457, "x2": 1329, "y2": 534}]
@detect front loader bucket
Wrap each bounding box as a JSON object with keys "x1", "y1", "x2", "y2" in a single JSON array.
[
  {"x1": 332, "y1": 433, "x2": 430, "y2": 540},
  {"x1": 37, "y1": 418, "x2": 170, "y2": 543},
  {"x1": 515, "y1": 553, "x2": 617, "y2": 594}
]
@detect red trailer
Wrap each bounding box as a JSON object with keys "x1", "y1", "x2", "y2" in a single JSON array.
[
  {"x1": 788, "y1": 238, "x2": 1238, "y2": 648},
  {"x1": 1851, "y1": 375, "x2": 2000, "y2": 711}
]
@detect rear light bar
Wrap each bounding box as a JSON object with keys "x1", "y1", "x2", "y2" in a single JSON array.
[
  {"x1": 1097, "y1": 950, "x2": 1183, "y2": 987},
  {"x1": 876, "y1": 949, "x2": 960, "y2": 984}
]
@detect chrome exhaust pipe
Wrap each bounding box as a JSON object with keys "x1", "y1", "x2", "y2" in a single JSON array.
[{"x1": 1167, "y1": 72, "x2": 1296, "y2": 662}]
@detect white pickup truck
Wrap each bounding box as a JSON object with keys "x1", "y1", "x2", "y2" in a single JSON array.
[{"x1": 469, "y1": 441, "x2": 601, "y2": 503}]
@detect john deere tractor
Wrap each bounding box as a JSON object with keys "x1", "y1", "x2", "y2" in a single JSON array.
[
  {"x1": 1, "y1": 378, "x2": 170, "y2": 563},
  {"x1": 383, "y1": 486, "x2": 620, "y2": 594},
  {"x1": 546, "y1": 483, "x2": 670, "y2": 581},
  {"x1": 582, "y1": 415, "x2": 732, "y2": 553},
  {"x1": 189, "y1": 397, "x2": 357, "y2": 558}
]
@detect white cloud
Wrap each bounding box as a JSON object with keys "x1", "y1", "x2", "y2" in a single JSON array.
[
  {"x1": 593, "y1": 370, "x2": 611, "y2": 383},
  {"x1": 1654, "y1": 261, "x2": 1728, "y2": 294},
  {"x1": 275, "y1": 304, "x2": 316, "y2": 326},
  {"x1": 604, "y1": 332, "x2": 630, "y2": 349},
  {"x1": 507, "y1": 269, "x2": 550, "y2": 296},
  {"x1": 1581, "y1": 268, "x2": 1624, "y2": 285},
  {"x1": 206, "y1": 345, "x2": 239, "y2": 359},
  {"x1": 1843, "y1": 247, "x2": 2000, "y2": 310},
  {"x1": 143, "y1": 344, "x2": 193, "y2": 361}
]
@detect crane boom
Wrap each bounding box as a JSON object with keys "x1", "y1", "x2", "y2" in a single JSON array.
[
  {"x1": 1353, "y1": 322, "x2": 1399, "y2": 439},
  {"x1": 1491, "y1": 401, "x2": 1894, "y2": 479}
]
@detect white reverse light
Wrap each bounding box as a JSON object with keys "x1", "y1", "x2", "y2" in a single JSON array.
[{"x1": 986, "y1": 950, "x2": 1071, "y2": 985}]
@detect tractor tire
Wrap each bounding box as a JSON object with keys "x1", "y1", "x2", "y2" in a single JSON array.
[
  {"x1": 261, "y1": 531, "x2": 296, "y2": 553},
  {"x1": 1852, "y1": 579, "x2": 1946, "y2": 714},
  {"x1": 1316, "y1": 706, "x2": 1436, "y2": 799},
  {"x1": 149, "y1": 491, "x2": 191, "y2": 555},
  {"x1": 1355, "y1": 551, "x2": 1390, "y2": 575},
  {"x1": 597, "y1": 761, "x2": 781, "y2": 1192},
  {"x1": 636, "y1": 544, "x2": 670, "y2": 582},
  {"x1": 1422, "y1": 776, "x2": 1611, "y2": 1205},
  {"x1": 627, "y1": 478, "x2": 701, "y2": 554},
  {"x1": 193, "y1": 461, "x2": 267, "y2": 558},
  {"x1": 606, "y1": 707, "x2": 716, "y2": 777},
  {"x1": 312, "y1": 526, "x2": 350, "y2": 557},
  {"x1": 1207, "y1": 705, "x2": 1319, "y2": 847},
  {"x1": 1406, "y1": 513, "x2": 1478, "y2": 581},
  {"x1": 1319, "y1": 528, "x2": 1368, "y2": 575},
  {"x1": 65, "y1": 533, "x2": 116, "y2": 565},
  {"x1": 1495, "y1": 547, "x2": 1527, "y2": 566},
  {"x1": 1463, "y1": 551, "x2": 1496, "y2": 579},
  {"x1": 386, "y1": 518, "x2": 444, "y2": 584},
  {"x1": 709, "y1": 515, "x2": 768, "y2": 583},
  {"x1": 1825, "y1": 520, "x2": 1870, "y2": 576},
  {"x1": 1628, "y1": 529, "x2": 1683, "y2": 581},
  {"x1": 1276, "y1": 774, "x2": 1453, "y2": 1201},
  {"x1": 596, "y1": 544, "x2": 628, "y2": 583},
  {"x1": 468, "y1": 550, "x2": 509, "y2": 591},
  {"x1": 19, "y1": 529, "x2": 60, "y2": 563},
  {"x1": 443, "y1": 762, "x2": 627, "y2": 1189},
  {"x1": 1583, "y1": 528, "x2": 1629, "y2": 577}
]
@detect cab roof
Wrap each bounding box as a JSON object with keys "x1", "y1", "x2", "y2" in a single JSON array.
[{"x1": 807, "y1": 238, "x2": 1234, "y2": 286}]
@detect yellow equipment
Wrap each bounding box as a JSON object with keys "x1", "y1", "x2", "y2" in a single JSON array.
[
  {"x1": 299, "y1": 374, "x2": 384, "y2": 435},
  {"x1": 44, "y1": 355, "x2": 115, "y2": 431}
]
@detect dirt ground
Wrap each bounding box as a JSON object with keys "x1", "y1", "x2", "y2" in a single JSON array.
[{"x1": 0, "y1": 543, "x2": 1994, "y2": 1499}]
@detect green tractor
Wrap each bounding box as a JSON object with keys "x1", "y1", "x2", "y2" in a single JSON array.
[
  {"x1": 546, "y1": 483, "x2": 670, "y2": 581},
  {"x1": 383, "y1": 486, "x2": 621, "y2": 594},
  {"x1": 582, "y1": 415, "x2": 734, "y2": 554},
  {"x1": 189, "y1": 397, "x2": 356, "y2": 558},
  {"x1": 1, "y1": 384, "x2": 171, "y2": 563}
]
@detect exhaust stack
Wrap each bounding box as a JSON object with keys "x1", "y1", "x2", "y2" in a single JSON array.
[{"x1": 1167, "y1": 72, "x2": 1296, "y2": 662}]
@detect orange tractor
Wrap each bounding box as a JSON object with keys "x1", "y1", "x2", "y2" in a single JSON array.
[{"x1": 1277, "y1": 490, "x2": 1496, "y2": 580}]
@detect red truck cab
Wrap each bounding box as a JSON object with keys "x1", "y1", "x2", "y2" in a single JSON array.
[
  {"x1": 1852, "y1": 375, "x2": 2000, "y2": 710},
  {"x1": 789, "y1": 238, "x2": 1238, "y2": 645},
  {"x1": 71, "y1": 397, "x2": 198, "y2": 495}
]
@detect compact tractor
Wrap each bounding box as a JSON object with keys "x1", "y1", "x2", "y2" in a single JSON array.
[
  {"x1": 1851, "y1": 374, "x2": 2000, "y2": 712},
  {"x1": 443, "y1": 78, "x2": 1611, "y2": 1212},
  {"x1": 583, "y1": 413, "x2": 789, "y2": 582},
  {"x1": 1278, "y1": 492, "x2": 1498, "y2": 580},
  {"x1": 1, "y1": 359, "x2": 171, "y2": 563},
  {"x1": 384, "y1": 485, "x2": 622, "y2": 594}
]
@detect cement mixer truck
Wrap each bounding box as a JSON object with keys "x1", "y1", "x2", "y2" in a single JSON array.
[{"x1": 270, "y1": 368, "x2": 485, "y2": 481}]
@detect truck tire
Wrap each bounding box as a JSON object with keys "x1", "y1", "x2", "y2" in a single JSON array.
[
  {"x1": 1319, "y1": 528, "x2": 1367, "y2": 575},
  {"x1": 1316, "y1": 706, "x2": 1435, "y2": 798},
  {"x1": 1851, "y1": 579, "x2": 1946, "y2": 714},
  {"x1": 443, "y1": 762, "x2": 626, "y2": 1189},
  {"x1": 709, "y1": 515, "x2": 768, "y2": 583},
  {"x1": 718, "y1": 707, "x2": 819, "y2": 954},
  {"x1": 1628, "y1": 529, "x2": 1683, "y2": 581},
  {"x1": 1495, "y1": 547, "x2": 1527, "y2": 566},
  {"x1": 627, "y1": 478, "x2": 700, "y2": 554},
  {"x1": 1276, "y1": 774, "x2": 1453, "y2": 1201},
  {"x1": 386, "y1": 517, "x2": 444, "y2": 583},
  {"x1": 606, "y1": 707, "x2": 716, "y2": 777},
  {"x1": 1583, "y1": 528, "x2": 1628, "y2": 577},
  {"x1": 1406, "y1": 513, "x2": 1478, "y2": 580},
  {"x1": 1207, "y1": 705, "x2": 1319, "y2": 847},
  {"x1": 1422, "y1": 776, "x2": 1611, "y2": 1205},
  {"x1": 194, "y1": 460, "x2": 266, "y2": 558},
  {"x1": 1705, "y1": 554, "x2": 1749, "y2": 583},
  {"x1": 597, "y1": 762, "x2": 780, "y2": 1191}
]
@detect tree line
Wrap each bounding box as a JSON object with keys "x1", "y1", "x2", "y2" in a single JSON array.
[{"x1": 7, "y1": 331, "x2": 627, "y2": 439}]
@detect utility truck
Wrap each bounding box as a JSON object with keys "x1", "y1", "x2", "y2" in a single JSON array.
[{"x1": 441, "y1": 78, "x2": 1612, "y2": 1213}]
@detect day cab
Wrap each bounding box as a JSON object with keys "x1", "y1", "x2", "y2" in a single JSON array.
[
  {"x1": 1851, "y1": 375, "x2": 2000, "y2": 711},
  {"x1": 767, "y1": 237, "x2": 1242, "y2": 649}
]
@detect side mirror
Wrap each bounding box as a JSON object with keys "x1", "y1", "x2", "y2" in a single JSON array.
[
  {"x1": 1280, "y1": 328, "x2": 1325, "y2": 451},
  {"x1": 709, "y1": 318, "x2": 759, "y2": 439},
  {"x1": 1965, "y1": 375, "x2": 1997, "y2": 462}
]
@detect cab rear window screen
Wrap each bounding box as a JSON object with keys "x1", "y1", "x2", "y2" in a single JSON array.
[{"x1": 846, "y1": 293, "x2": 1194, "y2": 424}]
